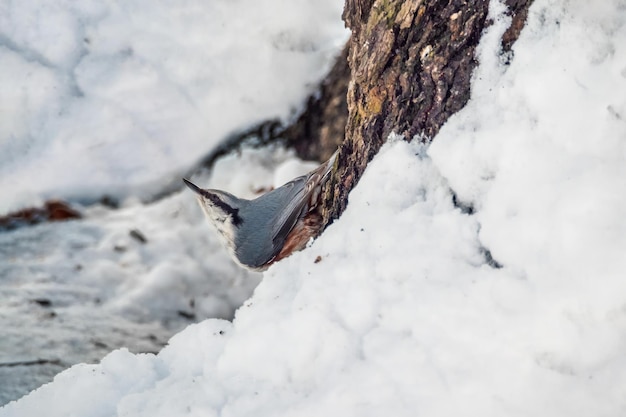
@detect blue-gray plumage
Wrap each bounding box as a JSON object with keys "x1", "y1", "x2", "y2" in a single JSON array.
[{"x1": 183, "y1": 152, "x2": 336, "y2": 270}]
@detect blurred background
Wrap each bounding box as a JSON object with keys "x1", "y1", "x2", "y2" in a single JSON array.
[{"x1": 0, "y1": 0, "x2": 348, "y2": 404}]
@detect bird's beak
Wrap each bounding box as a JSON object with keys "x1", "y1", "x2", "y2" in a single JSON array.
[{"x1": 183, "y1": 178, "x2": 204, "y2": 196}]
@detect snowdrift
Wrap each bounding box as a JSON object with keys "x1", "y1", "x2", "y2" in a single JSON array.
[{"x1": 2, "y1": 0, "x2": 626, "y2": 415}]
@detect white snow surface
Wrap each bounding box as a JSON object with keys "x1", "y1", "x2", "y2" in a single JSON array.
[
  {"x1": 0, "y1": 0, "x2": 348, "y2": 214},
  {"x1": 3, "y1": 0, "x2": 626, "y2": 415},
  {"x1": 0, "y1": 0, "x2": 347, "y2": 404},
  {"x1": 0, "y1": 145, "x2": 324, "y2": 405}
]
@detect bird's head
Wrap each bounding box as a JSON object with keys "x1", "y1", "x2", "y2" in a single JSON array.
[{"x1": 183, "y1": 178, "x2": 244, "y2": 246}]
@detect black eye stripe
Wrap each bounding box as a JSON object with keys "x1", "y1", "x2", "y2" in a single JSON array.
[{"x1": 202, "y1": 191, "x2": 243, "y2": 226}]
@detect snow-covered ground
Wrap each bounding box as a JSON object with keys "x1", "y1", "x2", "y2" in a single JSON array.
[
  {"x1": 0, "y1": 0, "x2": 347, "y2": 406},
  {"x1": 0, "y1": 146, "x2": 319, "y2": 405},
  {"x1": 3, "y1": 0, "x2": 626, "y2": 415}
]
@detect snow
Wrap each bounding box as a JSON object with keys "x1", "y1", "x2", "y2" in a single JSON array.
[
  {"x1": 0, "y1": 145, "x2": 322, "y2": 404},
  {"x1": 0, "y1": 0, "x2": 347, "y2": 404},
  {"x1": 3, "y1": 0, "x2": 626, "y2": 415},
  {"x1": 0, "y1": 0, "x2": 348, "y2": 214}
]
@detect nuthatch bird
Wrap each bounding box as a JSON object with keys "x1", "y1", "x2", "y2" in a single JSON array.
[{"x1": 183, "y1": 152, "x2": 336, "y2": 271}]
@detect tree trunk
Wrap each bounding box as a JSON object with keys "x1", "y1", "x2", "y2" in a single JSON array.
[
  {"x1": 319, "y1": 0, "x2": 534, "y2": 228},
  {"x1": 187, "y1": 0, "x2": 533, "y2": 232}
]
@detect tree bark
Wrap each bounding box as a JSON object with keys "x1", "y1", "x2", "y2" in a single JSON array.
[
  {"x1": 186, "y1": 0, "x2": 533, "y2": 232},
  {"x1": 319, "y1": 0, "x2": 534, "y2": 228}
]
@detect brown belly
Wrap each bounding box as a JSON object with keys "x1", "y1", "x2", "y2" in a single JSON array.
[{"x1": 263, "y1": 212, "x2": 323, "y2": 268}]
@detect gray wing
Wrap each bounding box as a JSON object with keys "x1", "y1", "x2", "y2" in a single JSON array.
[
  {"x1": 233, "y1": 176, "x2": 307, "y2": 268},
  {"x1": 271, "y1": 176, "x2": 311, "y2": 247},
  {"x1": 270, "y1": 154, "x2": 336, "y2": 247},
  {"x1": 234, "y1": 153, "x2": 336, "y2": 268}
]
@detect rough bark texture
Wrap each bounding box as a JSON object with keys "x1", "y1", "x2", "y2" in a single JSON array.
[
  {"x1": 319, "y1": 0, "x2": 534, "y2": 228},
  {"x1": 502, "y1": 0, "x2": 533, "y2": 53}
]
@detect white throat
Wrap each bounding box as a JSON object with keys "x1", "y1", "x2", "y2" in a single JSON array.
[{"x1": 198, "y1": 199, "x2": 237, "y2": 255}]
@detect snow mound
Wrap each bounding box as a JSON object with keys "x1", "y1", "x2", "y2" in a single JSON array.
[
  {"x1": 3, "y1": 0, "x2": 626, "y2": 415},
  {"x1": 3, "y1": 139, "x2": 490, "y2": 416}
]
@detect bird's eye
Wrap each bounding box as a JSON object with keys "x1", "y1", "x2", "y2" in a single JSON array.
[{"x1": 209, "y1": 195, "x2": 223, "y2": 206}]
